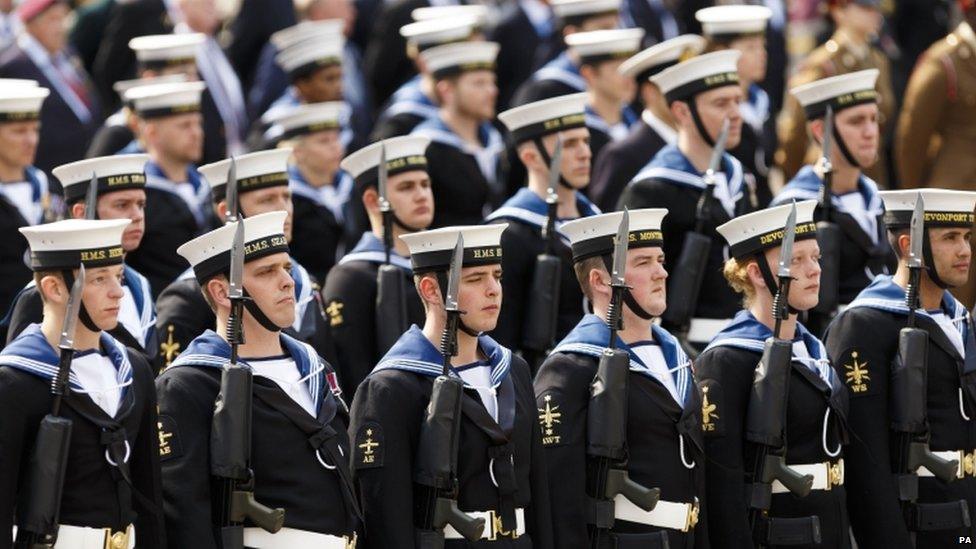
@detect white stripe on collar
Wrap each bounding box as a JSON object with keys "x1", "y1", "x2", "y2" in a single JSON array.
[{"x1": 641, "y1": 110, "x2": 677, "y2": 145}]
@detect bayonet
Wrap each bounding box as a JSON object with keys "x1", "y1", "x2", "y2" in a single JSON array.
[
  {"x1": 378, "y1": 144, "x2": 390, "y2": 214},
  {"x1": 545, "y1": 137, "x2": 562, "y2": 201},
  {"x1": 225, "y1": 157, "x2": 239, "y2": 223},
  {"x1": 820, "y1": 106, "x2": 834, "y2": 175},
  {"x1": 445, "y1": 234, "x2": 463, "y2": 315},
  {"x1": 777, "y1": 203, "x2": 797, "y2": 280},
  {"x1": 703, "y1": 118, "x2": 730, "y2": 185},
  {"x1": 908, "y1": 194, "x2": 925, "y2": 271},
  {"x1": 58, "y1": 264, "x2": 85, "y2": 353},
  {"x1": 228, "y1": 220, "x2": 246, "y2": 304},
  {"x1": 610, "y1": 209, "x2": 629, "y2": 289},
  {"x1": 84, "y1": 172, "x2": 98, "y2": 220}
]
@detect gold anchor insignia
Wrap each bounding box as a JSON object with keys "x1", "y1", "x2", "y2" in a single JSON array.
[
  {"x1": 701, "y1": 386, "x2": 719, "y2": 432},
  {"x1": 326, "y1": 300, "x2": 344, "y2": 327},
  {"x1": 358, "y1": 429, "x2": 379, "y2": 464},
  {"x1": 844, "y1": 351, "x2": 870, "y2": 393},
  {"x1": 159, "y1": 325, "x2": 181, "y2": 367},
  {"x1": 538, "y1": 394, "x2": 562, "y2": 445}
]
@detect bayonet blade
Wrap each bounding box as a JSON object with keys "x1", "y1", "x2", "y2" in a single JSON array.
[
  {"x1": 909, "y1": 193, "x2": 925, "y2": 269},
  {"x1": 228, "y1": 219, "x2": 245, "y2": 300},
  {"x1": 706, "y1": 118, "x2": 731, "y2": 177},
  {"x1": 225, "y1": 157, "x2": 239, "y2": 222},
  {"x1": 777, "y1": 202, "x2": 798, "y2": 279},
  {"x1": 546, "y1": 136, "x2": 563, "y2": 200},
  {"x1": 59, "y1": 263, "x2": 86, "y2": 350},
  {"x1": 611, "y1": 209, "x2": 630, "y2": 287},
  {"x1": 378, "y1": 144, "x2": 391, "y2": 213},
  {"x1": 820, "y1": 105, "x2": 834, "y2": 170},
  {"x1": 84, "y1": 171, "x2": 99, "y2": 220},
  {"x1": 445, "y1": 234, "x2": 464, "y2": 312}
]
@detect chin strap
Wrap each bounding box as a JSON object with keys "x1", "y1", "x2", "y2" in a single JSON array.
[
  {"x1": 688, "y1": 99, "x2": 716, "y2": 148},
  {"x1": 240, "y1": 288, "x2": 285, "y2": 333},
  {"x1": 600, "y1": 255, "x2": 654, "y2": 320},
  {"x1": 60, "y1": 269, "x2": 101, "y2": 333},
  {"x1": 435, "y1": 271, "x2": 480, "y2": 337},
  {"x1": 533, "y1": 137, "x2": 574, "y2": 190},
  {"x1": 920, "y1": 230, "x2": 951, "y2": 289},
  {"x1": 391, "y1": 211, "x2": 427, "y2": 233},
  {"x1": 755, "y1": 255, "x2": 800, "y2": 315},
  {"x1": 830, "y1": 119, "x2": 862, "y2": 170}
]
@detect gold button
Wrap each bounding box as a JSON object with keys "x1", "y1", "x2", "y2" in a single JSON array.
[{"x1": 111, "y1": 531, "x2": 127, "y2": 549}]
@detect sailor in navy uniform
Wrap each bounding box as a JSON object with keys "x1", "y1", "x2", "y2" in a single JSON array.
[
  {"x1": 323, "y1": 135, "x2": 432, "y2": 398},
  {"x1": 618, "y1": 50, "x2": 756, "y2": 349},
  {"x1": 157, "y1": 211, "x2": 360, "y2": 548},
  {"x1": 0, "y1": 84, "x2": 51, "y2": 322},
  {"x1": 4, "y1": 154, "x2": 158, "y2": 366},
  {"x1": 696, "y1": 201, "x2": 851, "y2": 548},
  {"x1": 371, "y1": 15, "x2": 482, "y2": 142},
  {"x1": 772, "y1": 70, "x2": 895, "y2": 333},
  {"x1": 535, "y1": 209, "x2": 708, "y2": 549},
  {"x1": 565, "y1": 28, "x2": 642, "y2": 166},
  {"x1": 411, "y1": 41, "x2": 506, "y2": 228},
  {"x1": 86, "y1": 74, "x2": 188, "y2": 159},
  {"x1": 696, "y1": 5, "x2": 776, "y2": 208},
  {"x1": 265, "y1": 101, "x2": 350, "y2": 282},
  {"x1": 120, "y1": 81, "x2": 211, "y2": 297},
  {"x1": 155, "y1": 148, "x2": 336, "y2": 369},
  {"x1": 349, "y1": 224, "x2": 555, "y2": 549},
  {"x1": 589, "y1": 34, "x2": 704, "y2": 212},
  {"x1": 488, "y1": 93, "x2": 598, "y2": 365},
  {"x1": 0, "y1": 218, "x2": 165, "y2": 549},
  {"x1": 824, "y1": 190, "x2": 976, "y2": 548}
]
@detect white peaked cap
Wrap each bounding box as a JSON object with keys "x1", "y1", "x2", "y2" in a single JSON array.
[
  {"x1": 128, "y1": 33, "x2": 204, "y2": 62},
  {"x1": 340, "y1": 135, "x2": 431, "y2": 178},
  {"x1": 717, "y1": 200, "x2": 818, "y2": 259},
  {"x1": 551, "y1": 0, "x2": 620, "y2": 18},
  {"x1": 265, "y1": 101, "x2": 347, "y2": 137},
  {"x1": 177, "y1": 211, "x2": 290, "y2": 280},
  {"x1": 0, "y1": 78, "x2": 39, "y2": 87},
  {"x1": 124, "y1": 81, "x2": 205, "y2": 117},
  {"x1": 879, "y1": 189, "x2": 976, "y2": 229},
  {"x1": 53, "y1": 154, "x2": 149, "y2": 202},
  {"x1": 565, "y1": 28, "x2": 644, "y2": 60},
  {"x1": 618, "y1": 34, "x2": 706, "y2": 79},
  {"x1": 497, "y1": 92, "x2": 587, "y2": 143},
  {"x1": 0, "y1": 86, "x2": 49, "y2": 117},
  {"x1": 20, "y1": 219, "x2": 129, "y2": 270},
  {"x1": 400, "y1": 224, "x2": 508, "y2": 273},
  {"x1": 790, "y1": 69, "x2": 879, "y2": 118},
  {"x1": 411, "y1": 5, "x2": 489, "y2": 25},
  {"x1": 113, "y1": 74, "x2": 188, "y2": 96},
  {"x1": 199, "y1": 148, "x2": 293, "y2": 192},
  {"x1": 399, "y1": 16, "x2": 479, "y2": 47},
  {"x1": 275, "y1": 34, "x2": 345, "y2": 74},
  {"x1": 561, "y1": 209, "x2": 668, "y2": 262},
  {"x1": 695, "y1": 5, "x2": 772, "y2": 37},
  {"x1": 419, "y1": 41, "x2": 499, "y2": 77},
  {"x1": 271, "y1": 19, "x2": 344, "y2": 50},
  {"x1": 651, "y1": 49, "x2": 740, "y2": 100}
]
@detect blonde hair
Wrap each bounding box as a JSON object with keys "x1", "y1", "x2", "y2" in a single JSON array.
[{"x1": 722, "y1": 256, "x2": 758, "y2": 307}]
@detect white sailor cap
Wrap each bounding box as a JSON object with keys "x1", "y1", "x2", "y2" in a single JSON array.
[
  {"x1": 566, "y1": 28, "x2": 644, "y2": 65},
  {"x1": 419, "y1": 41, "x2": 499, "y2": 80},
  {"x1": 0, "y1": 78, "x2": 39, "y2": 88},
  {"x1": 695, "y1": 5, "x2": 772, "y2": 39},
  {"x1": 879, "y1": 190, "x2": 976, "y2": 230},
  {"x1": 399, "y1": 16, "x2": 480, "y2": 50},
  {"x1": 551, "y1": 0, "x2": 620, "y2": 21},
  {"x1": 113, "y1": 74, "x2": 188, "y2": 98},
  {"x1": 20, "y1": 219, "x2": 129, "y2": 271},
  {"x1": 265, "y1": 101, "x2": 346, "y2": 141},
  {"x1": 717, "y1": 200, "x2": 818, "y2": 260},
  {"x1": 618, "y1": 34, "x2": 706, "y2": 81},
  {"x1": 270, "y1": 19, "x2": 344, "y2": 51},
  {"x1": 0, "y1": 86, "x2": 49, "y2": 123},
  {"x1": 561, "y1": 209, "x2": 668, "y2": 263},
  {"x1": 124, "y1": 81, "x2": 205, "y2": 119},
  {"x1": 53, "y1": 154, "x2": 149, "y2": 204},
  {"x1": 178, "y1": 211, "x2": 290, "y2": 283},
  {"x1": 411, "y1": 5, "x2": 489, "y2": 26},
  {"x1": 790, "y1": 69, "x2": 879, "y2": 119},
  {"x1": 651, "y1": 49, "x2": 741, "y2": 103},
  {"x1": 128, "y1": 33, "x2": 204, "y2": 69},
  {"x1": 340, "y1": 135, "x2": 431, "y2": 193},
  {"x1": 199, "y1": 149, "x2": 293, "y2": 202},
  {"x1": 400, "y1": 224, "x2": 508, "y2": 273},
  {"x1": 276, "y1": 34, "x2": 345, "y2": 79},
  {"x1": 498, "y1": 92, "x2": 587, "y2": 144}
]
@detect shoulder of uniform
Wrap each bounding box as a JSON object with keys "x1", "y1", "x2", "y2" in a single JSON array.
[
  {"x1": 695, "y1": 344, "x2": 756, "y2": 376},
  {"x1": 537, "y1": 350, "x2": 598, "y2": 385}
]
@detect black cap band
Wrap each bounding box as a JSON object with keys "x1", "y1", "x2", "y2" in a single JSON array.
[
  {"x1": 280, "y1": 120, "x2": 341, "y2": 140},
  {"x1": 431, "y1": 61, "x2": 496, "y2": 80},
  {"x1": 30, "y1": 245, "x2": 125, "y2": 271},
  {"x1": 509, "y1": 112, "x2": 586, "y2": 144},
  {"x1": 193, "y1": 234, "x2": 290, "y2": 283},
  {"x1": 559, "y1": 9, "x2": 619, "y2": 28},
  {"x1": 802, "y1": 88, "x2": 877, "y2": 119},
  {"x1": 211, "y1": 171, "x2": 290, "y2": 202},
  {"x1": 634, "y1": 60, "x2": 679, "y2": 84},
  {"x1": 0, "y1": 111, "x2": 40, "y2": 123},
  {"x1": 579, "y1": 50, "x2": 636, "y2": 66},
  {"x1": 728, "y1": 221, "x2": 818, "y2": 260},
  {"x1": 411, "y1": 245, "x2": 503, "y2": 274},
  {"x1": 571, "y1": 229, "x2": 665, "y2": 263},
  {"x1": 883, "y1": 210, "x2": 976, "y2": 230},
  {"x1": 139, "y1": 57, "x2": 195, "y2": 71},
  {"x1": 136, "y1": 103, "x2": 201, "y2": 119},
  {"x1": 289, "y1": 56, "x2": 342, "y2": 80},
  {"x1": 664, "y1": 71, "x2": 739, "y2": 103},
  {"x1": 64, "y1": 173, "x2": 147, "y2": 204},
  {"x1": 354, "y1": 155, "x2": 429, "y2": 194}
]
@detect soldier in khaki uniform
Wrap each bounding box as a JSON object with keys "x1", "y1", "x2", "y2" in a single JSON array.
[{"x1": 776, "y1": 0, "x2": 894, "y2": 187}]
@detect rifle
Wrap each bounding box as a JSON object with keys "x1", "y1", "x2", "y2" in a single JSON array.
[
  {"x1": 812, "y1": 106, "x2": 842, "y2": 317},
  {"x1": 211, "y1": 158, "x2": 285, "y2": 548},
  {"x1": 745, "y1": 203, "x2": 819, "y2": 547},
  {"x1": 414, "y1": 234, "x2": 486, "y2": 548},
  {"x1": 587, "y1": 210, "x2": 661, "y2": 548},
  {"x1": 522, "y1": 137, "x2": 563, "y2": 358},
  {"x1": 661, "y1": 119, "x2": 730, "y2": 350},
  {"x1": 891, "y1": 194, "x2": 962, "y2": 534},
  {"x1": 15, "y1": 265, "x2": 85, "y2": 548},
  {"x1": 375, "y1": 144, "x2": 410, "y2": 355}
]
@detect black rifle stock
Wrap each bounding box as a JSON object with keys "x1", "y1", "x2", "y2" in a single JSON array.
[
  {"x1": 813, "y1": 107, "x2": 840, "y2": 315},
  {"x1": 376, "y1": 263, "x2": 408, "y2": 353},
  {"x1": 523, "y1": 140, "x2": 563, "y2": 355}
]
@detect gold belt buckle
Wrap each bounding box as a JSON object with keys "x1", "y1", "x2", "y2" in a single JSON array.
[
  {"x1": 961, "y1": 450, "x2": 976, "y2": 478},
  {"x1": 683, "y1": 499, "x2": 700, "y2": 532},
  {"x1": 103, "y1": 526, "x2": 129, "y2": 549},
  {"x1": 486, "y1": 510, "x2": 519, "y2": 541},
  {"x1": 345, "y1": 532, "x2": 358, "y2": 549},
  {"x1": 827, "y1": 460, "x2": 843, "y2": 490}
]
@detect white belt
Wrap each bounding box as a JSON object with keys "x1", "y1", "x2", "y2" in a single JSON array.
[
  {"x1": 771, "y1": 459, "x2": 844, "y2": 494},
  {"x1": 243, "y1": 527, "x2": 357, "y2": 548},
  {"x1": 687, "y1": 318, "x2": 732, "y2": 344},
  {"x1": 614, "y1": 495, "x2": 700, "y2": 532},
  {"x1": 443, "y1": 508, "x2": 525, "y2": 541},
  {"x1": 53, "y1": 524, "x2": 135, "y2": 549},
  {"x1": 918, "y1": 450, "x2": 976, "y2": 479}
]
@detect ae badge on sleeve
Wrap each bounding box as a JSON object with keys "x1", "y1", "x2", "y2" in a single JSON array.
[
  {"x1": 353, "y1": 422, "x2": 384, "y2": 469},
  {"x1": 157, "y1": 414, "x2": 183, "y2": 461}
]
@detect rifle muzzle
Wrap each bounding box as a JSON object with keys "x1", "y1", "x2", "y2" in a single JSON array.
[
  {"x1": 231, "y1": 490, "x2": 285, "y2": 533},
  {"x1": 763, "y1": 454, "x2": 814, "y2": 498},
  {"x1": 604, "y1": 468, "x2": 660, "y2": 512},
  {"x1": 910, "y1": 442, "x2": 959, "y2": 484},
  {"x1": 433, "y1": 497, "x2": 485, "y2": 542}
]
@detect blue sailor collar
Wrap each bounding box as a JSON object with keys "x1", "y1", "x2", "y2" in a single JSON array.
[
  {"x1": 774, "y1": 165, "x2": 883, "y2": 219},
  {"x1": 412, "y1": 116, "x2": 505, "y2": 186},
  {"x1": 0, "y1": 324, "x2": 134, "y2": 395},
  {"x1": 584, "y1": 104, "x2": 639, "y2": 137},
  {"x1": 705, "y1": 309, "x2": 837, "y2": 389},
  {"x1": 288, "y1": 165, "x2": 353, "y2": 223},
  {"x1": 144, "y1": 160, "x2": 209, "y2": 225},
  {"x1": 532, "y1": 51, "x2": 586, "y2": 91},
  {"x1": 383, "y1": 75, "x2": 440, "y2": 121},
  {"x1": 373, "y1": 325, "x2": 513, "y2": 389},
  {"x1": 631, "y1": 143, "x2": 745, "y2": 201},
  {"x1": 338, "y1": 231, "x2": 413, "y2": 272},
  {"x1": 484, "y1": 187, "x2": 601, "y2": 245},
  {"x1": 552, "y1": 314, "x2": 694, "y2": 407},
  {"x1": 847, "y1": 275, "x2": 969, "y2": 323},
  {"x1": 170, "y1": 329, "x2": 331, "y2": 414},
  {"x1": 290, "y1": 259, "x2": 316, "y2": 333},
  {"x1": 739, "y1": 83, "x2": 770, "y2": 132},
  {"x1": 122, "y1": 264, "x2": 156, "y2": 346}
]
